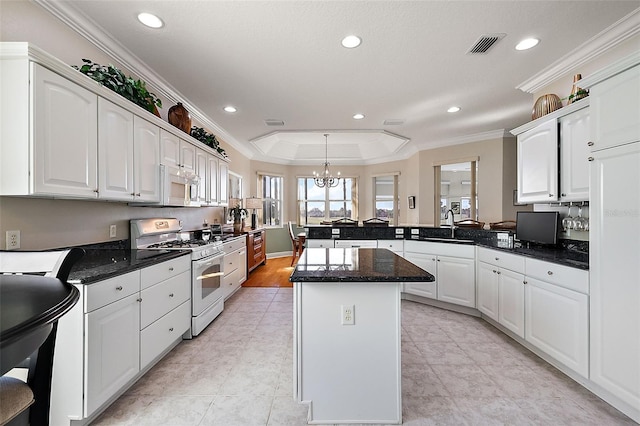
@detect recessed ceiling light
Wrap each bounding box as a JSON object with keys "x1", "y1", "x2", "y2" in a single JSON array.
[
  {"x1": 353, "y1": 113, "x2": 365, "y2": 120},
  {"x1": 137, "y1": 12, "x2": 164, "y2": 29},
  {"x1": 224, "y1": 106, "x2": 237, "y2": 113},
  {"x1": 447, "y1": 106, "x2": 461, "y2": 113},
  {"x1": 515, "y1": 38, "x2": 539, "y2": 51},
  {"x1": 341, "y1": 35, "x2": 362, "y2": 48}
]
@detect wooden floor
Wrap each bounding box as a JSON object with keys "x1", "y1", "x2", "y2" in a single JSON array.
[{"x1": 243, "y1": 256, "x2": 295, "y2": 287}]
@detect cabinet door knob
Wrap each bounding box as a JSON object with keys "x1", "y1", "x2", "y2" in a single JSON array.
[
  {"x1": 137, "y1": 298, "x2": 142, "y2": 302},
  {"x1": 94, "y1": 189, "x2": 99, "y2": 193},
  {"x1": 116, "y1": 286, "x2": 123, "y2": 291},
  {"x1": 549, "y1": 194, "x2": 554, "y2": 197},
  {"x1": 492, "y1": 270, "x2": 497, "y2": 273},
  {"x1": 587, "y1": 141, "x2": 594, "y2": 146},
  {"x1": 169, "y1": 327, "x2": 174, "y2": 332},
  {"x1": 131, "y1": 192, "x2": 136, "y2": 196},
  {"x1": 135, "y1": 193, "x2": 141, "y2": 197},
  {"x1": 588, "y1": 157, "x2": 594, "y2": 162},
  {"x1": 169, "y1": 267, "x2": 174, "y2": 272},
  {"x1": 523, "y1": 281, "x2": 528, "y2": 285},
  {"x1": 547, "y1": 271, "x2": 553, "y2": 275},
  {"x1": 497, "y1": 271, "x2": 501, "y2": 275},
  {"x1": 169, "y1": 293, "x2": 174, "y2": 297},
  {"x1": 494, "y1": 257, "x2": 499, "y2": 261}
]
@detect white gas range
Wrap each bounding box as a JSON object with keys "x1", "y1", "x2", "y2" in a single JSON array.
[{"x1": 131, "y1": 218, "x2": 225, "y2": 337}]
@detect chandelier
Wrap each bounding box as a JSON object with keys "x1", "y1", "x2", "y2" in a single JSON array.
[{"x1": 313, "y1": 134, "x2": 341, "y2": 188}]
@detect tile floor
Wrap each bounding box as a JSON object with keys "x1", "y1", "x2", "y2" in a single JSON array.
[{"x1": 93, "y1": 287, "x2": 636, "y2": 425}]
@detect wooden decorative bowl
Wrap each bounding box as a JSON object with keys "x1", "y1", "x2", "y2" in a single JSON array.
[{"x1": 532, "y1": 94, "x2": 562, "y2": 120}]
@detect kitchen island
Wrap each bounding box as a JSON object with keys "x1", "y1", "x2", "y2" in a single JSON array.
[{"x1": 290, "y1": 248, "x2": 434, "y2": 424}]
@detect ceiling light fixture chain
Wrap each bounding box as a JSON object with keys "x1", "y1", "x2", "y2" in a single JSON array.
[{"x1": 313, "y1": 134, "x2": 341, "y2": 188}]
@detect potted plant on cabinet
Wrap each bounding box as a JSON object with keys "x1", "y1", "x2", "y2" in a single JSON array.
[{"x1": 72, "y1": 59, "x2": 162, "y2": 116}]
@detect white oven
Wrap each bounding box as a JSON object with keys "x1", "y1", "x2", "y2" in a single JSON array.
[{"x1": 191, "y1": 250, "x2": 225, "y2": 335}]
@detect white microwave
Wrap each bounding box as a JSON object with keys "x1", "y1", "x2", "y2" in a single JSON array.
[{"x1": 161, "y1": 164, "x2": 201, "y2": 207}]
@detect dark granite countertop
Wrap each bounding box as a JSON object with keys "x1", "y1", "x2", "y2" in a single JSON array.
[
  {"x1": 305, "y1": 226, "x2": 589, "y2": 270},
  {"x1": 290, "y1": 248, "x2": 435, "y2": 283},
  {"x1": 67, "y1": 246, "x2": 190, "y2": 284}
]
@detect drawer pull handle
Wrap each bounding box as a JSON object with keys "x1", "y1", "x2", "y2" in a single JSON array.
[
  {"x1": 547, "y1": 271, "x2": 553, "y2": 275},
  {"x1": 169, "y1": 267, "x2": 174, "y2": 272},
  {"x1": 587, "y1": 141, "x2": 594, "y2": 146},
  {"x1": 495, "y1": 257, "x2": 499, "y2": 261},
  {"x1": 169, "y1": 293, "x2": 174, "y2": 297},
  {"x1": 116, "y1": 286, "x2": 123, "y2": 291},
  {"x1": 137, "y1": 298, "x2": 142, "y2": 302},
  {"x1": 169, "y1": 327, "x2": 174, "y2": 332},
  {"x1": 588, "y1": 157, "x2": 594, "y2": 162}
]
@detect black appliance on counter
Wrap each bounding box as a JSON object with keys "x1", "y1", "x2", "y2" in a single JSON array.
[{"x1": 516, "y1": 211, "x2": 561, "y2": 246}]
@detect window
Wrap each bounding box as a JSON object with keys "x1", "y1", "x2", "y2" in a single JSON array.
[
  {"x1": 258, "y1": 174, "x2": 283, "y2": 226},
  {"x1": 297, "y1": 177, "x2": 358, "y2": 225},
  {"x1": 374, "y1": 175, "x2": 398, "y2": 225}
]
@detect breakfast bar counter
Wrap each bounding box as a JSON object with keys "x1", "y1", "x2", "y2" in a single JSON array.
[{"x1": 290, "y1": 248, "x2": 433, "y2": 424}]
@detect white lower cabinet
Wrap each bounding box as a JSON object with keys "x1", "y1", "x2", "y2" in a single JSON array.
[
  {"x1": 403, "y1": 241, "x2": 475, "y2": 308},
  {"x1": 437, "y1": 255, "x2": 475, "y2": 307},
  {"x1": 306, "y1": 239, "x2": 334, "y2": 248},
  {"x1": 403, "y1": 252, "x2": 437, "y2": 299},
  {"x1": 525, "y1": 276, "x2": 589, "y2": 378},
  {"x1": 85, "y1": 292, "x2": 140, "y2": 416},
  {"x1": 51, "y1": 256, "x2": 191, "y2": 425},
  {"x1": 477, "y1": 248, "x2": 525, "y2": 338},
  {"x1": 222, "y1": 238, "x2": 247, "y2": 300}
]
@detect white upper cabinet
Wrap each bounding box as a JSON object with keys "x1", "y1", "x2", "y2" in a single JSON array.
[
  {"x1": 219, "y1": 161, "x2": 229, "y2": 206},
  {"x1": 180, "y1": 141, "x2": 197, "y2": 175},
  {"x1": 98, "y1": 98, "x2": 134, "y2": 199},
  {"x1": 33, "y1": 63, "x2": 98, "y2": 197},
  {"x1": 207, "y1": 154, "x2": 219, "y2": 205},
  {"x1": 516, "y1": 119, "x2": 558, "y2": 203},
  {"x1": 195, "y1": 148, "x2": 207, "y2": 203},
  {"x1": 559, "y1": 107, "x2": 590, "y2": 201},
  {"x1": 132, "y1": 117, "x2": 160, "y2": 202},
  {"x1": 98, "y1": 99, "x2": 160, "y2": 202},
  {"x1": 589, "y1": 63, "x2": 640, "y2": 151},
  {"x1": 159, "y1": 129, "x2": 180, "y2": 169}
]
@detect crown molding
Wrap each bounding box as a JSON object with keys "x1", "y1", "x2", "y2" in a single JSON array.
[
  {"x1": 32, "y1": 0, "x2": 254, "y2": 159},
  {"x1": 516, "y1": 7, "x2": 640, "y2": 94},
  {"x1": 417, "y1": 129, "x2": 510, "y2": 151}
]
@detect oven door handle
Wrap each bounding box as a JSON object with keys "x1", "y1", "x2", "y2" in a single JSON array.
[{"x1": 197, "y1": 272, "x2": 224, "y2": 280}]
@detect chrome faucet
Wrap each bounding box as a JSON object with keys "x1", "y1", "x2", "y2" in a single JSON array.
[{"x1": 444, "y1": 208, "x2": 456, "y2": 238}]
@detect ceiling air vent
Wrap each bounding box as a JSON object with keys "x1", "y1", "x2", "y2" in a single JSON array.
[
  {"x1": 383, "y1": 119, "x2": 405, "y2": 126},
  {"x1": 264, "y1": 119, "x2": 285, "y2": 126},
  {"x1": 467, "y1": 33, "x2": 506, "y2": 54}
]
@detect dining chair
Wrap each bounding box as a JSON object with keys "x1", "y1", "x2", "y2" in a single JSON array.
[
  {"x1": 0, "y1": 248, "x2": 84, "y2": 426},
  {"x1": 288, "y1": 222, "x2": 305, "y2": 266}
]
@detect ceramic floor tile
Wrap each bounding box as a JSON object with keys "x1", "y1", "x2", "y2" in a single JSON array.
[
  {"x1": 266, "y1": 395, "x2": 309, "y2": 425},
  {"x1": 431, "y1": 364, "x2": 507, "y2": 398},
  {"x1": 92, "y1": 286, "x2": 635, "y2": 426},
  {"x1": 199, "y1": 394, "x2": 273, "y2": 426}
]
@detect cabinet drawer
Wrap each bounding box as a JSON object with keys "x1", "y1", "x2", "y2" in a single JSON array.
[
  {"x1": 525, "y1": 258, "x2": 589, "y2": 294},
  {"x1": 140, "y1": 270, "x2": 190, "y2": 329},
  {"x1": 334, "y1": 240, "x2": 377, "y2": 248},
  {"x1": 252, "y1": 234, "x2": 263, "y2": 245},
  {"x1": 253, "y1": 242, "x2": 263, "y2": 254},
  {"x1": 140, "y1": 256, "x2": 190, "y2": 290},
  {"x1": 377, "y1": 240, "x2": 404, "y2": 252},
  {"x1": 306, "y1": 239, "x2": 334, "y2": 248},
  {"x1": 86, "y1": 271, "x2": 140, "y2": 312},
  {"x1": 224, "y1": 250, "x2": 240, "y2": 276},
  {"x1": 140, "y1": 301, "x2": 190, "y2": 370},
  {"x1": 477, "y1": 248, "x2": 524, "y2": 273},
  {"x1": 223, "y1": 238, "x2": 245, "y2": 253}
]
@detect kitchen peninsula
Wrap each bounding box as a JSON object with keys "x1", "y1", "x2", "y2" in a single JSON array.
[{"x1": 290, "y1": 248, "x2": 433, "y2": 424}]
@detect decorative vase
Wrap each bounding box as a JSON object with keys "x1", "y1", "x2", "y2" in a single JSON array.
[
  {"x1": 532, "y1": 94, "x2": 562, "y2": 120},
  {"x1": 233, "y1": 221, "x2": 242, "y2": 234},
  {"x1": 168, "y1": 102, "x2": 192, "y2": 134},
  {"x1": 568, "y1": 74, "x2": 588, "y2": 104}
]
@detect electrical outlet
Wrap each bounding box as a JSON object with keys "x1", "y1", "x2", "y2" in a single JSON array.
[
  {"x1": 6, "y1": 230, "x2": 20, "y2": 250},
  {"x1": 341, "y1": 304, "x2": 355, "y2": 325},
  {"x1": 109, "y1": 224, "x2": 117, "y2": 238}
]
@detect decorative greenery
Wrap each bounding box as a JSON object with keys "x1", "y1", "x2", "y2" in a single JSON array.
[
  {"x1": 190, "y1": 126, "x2": 228, "y2": 158},
  {"x1": 228, "y1": 202, "x2": 247, "y2": 223},
  {"x1": 72, "y1": 59, "x2": 162, "y2": 114},
  {"x1": 564, "y1": 88, "x2": 589, "y2": 103}
]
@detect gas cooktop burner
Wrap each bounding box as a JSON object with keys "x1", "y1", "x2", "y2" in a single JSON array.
[{"x1": 147, "y1": 239, "x2": 210, "y2": 249}]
